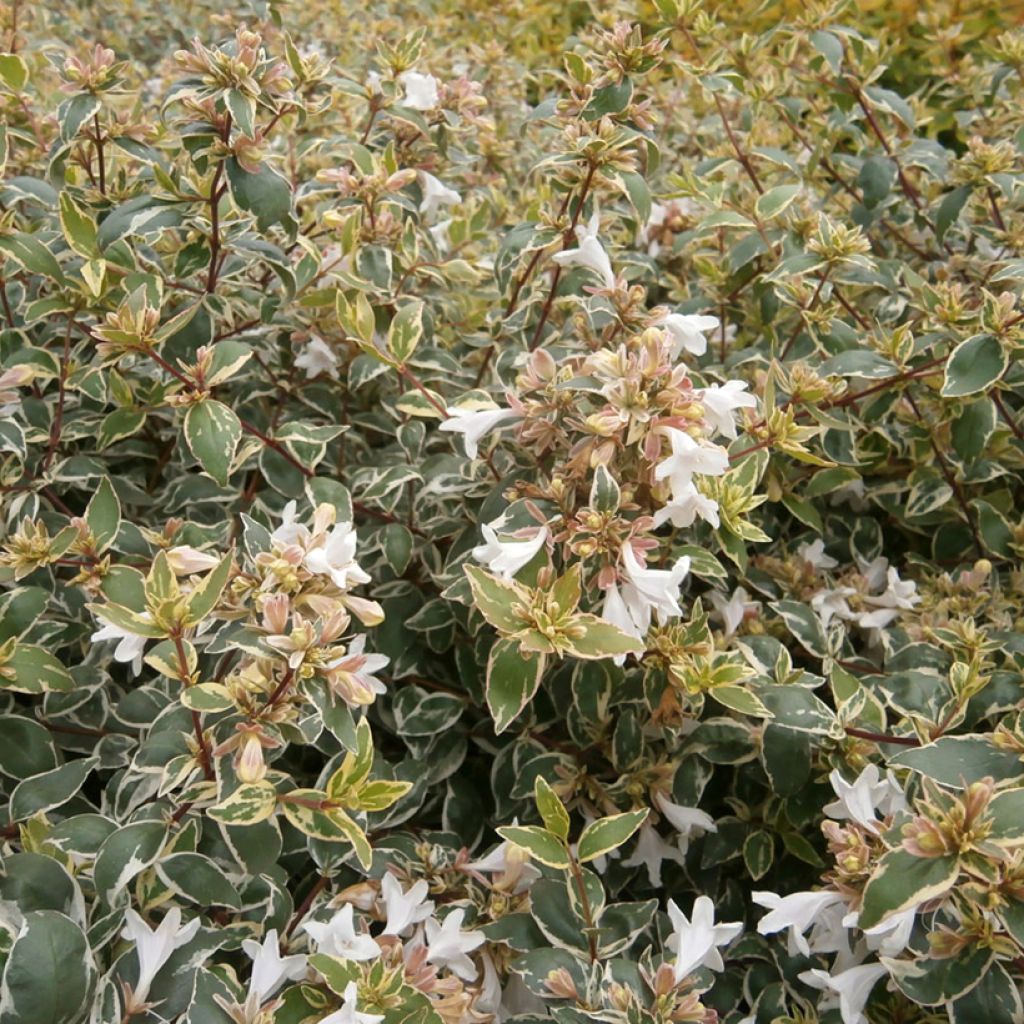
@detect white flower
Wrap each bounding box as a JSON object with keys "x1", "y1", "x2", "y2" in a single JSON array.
[
  {"x1": 753, "y1": 889, "x2": 844, "y2": 957},
  {"x1": 708, "y1": 586, "x2": 760, "y2": 637},
  {"x1": 304, "y1": 522, "x2": 371, "y2": 591},
  {"x1": 799, "y1": 963, "x2": 889, "y2": 1024},
  {"x1": 811, "y1": 586, "x2": 856, "y2": 628},
  {"x1": 121, "y1": 907, "x2": 201, "y2": 1006},
  {"x1": 242, "y1": 929, "x2": 307, "y2": 1013},
  {"x1": 654, "y1": 427, "x2": 730, "y2": 496},
  {"x1": 320, "y1": 981, "x2": 384, "y2": 1024},
  {"x1": 606, "y1": 545, "x2": 690, "y2": 640},
  {"x1": 424, "y1": 908, "x2": 485, "y2": 981},
  {"x1": 830, "y1": 477, "x2": 869, "y2": 511},
  {"x1": 551, "y1": 213, "x2": 615, "y2": 288},
  {"x1": 271, "y1": 500, "x2": 308, "y2": 547},
  {"x1": 824, "y1": 764, "x2": 906, "y2": 833},
  {"x1": 366, "y1": 71, "x2": 383, "y2": 95},
  {"x1": 653, "y1": 481, "x2": 721, "y2": 529},
  {"x1": 845, "y1": 904, "x2": 917, "y2": 957},
  {"x1": 429, "y1": 218, "x2": 452, "y2": 251},
  {"x1": 621, "y1": 824, "x2": 685, "y2": 887},
  {"x1": 302, "y1": 904, "x2": 380, "y2": 961},
  {"x1": 798, "y1": 538, "x2": 838, "y2": 570},
  {"x1": 653, "y1": 792, "x2": 717, "y2": 851},
  {"x1": 380, "y1": 874, "x2": 434, "y2": 937},
  {"x1": 324, "y1": 634, "x2": 389, "y2": 704},
  {"x1": 464, "y1": 834, "x2": 541, "y2": 893},
  {"x1": 699, "y1": 380, "x2": 757, "y2": 440},
  {"x1": 399, "y1": 71, "x2": 439, "y2": 110},
  {"x1": 654, "y1": 312, "x2": 719, "y2": 359},
  {"x1": 294, "y1": 336, "x2": 339, "y2": 380},
  {"x1": 472, "y1": 516, "x2": 548, "y2": 579},
  {"x1": 865, "y1": 566, "x2": 919, "y2": 613},
  {"x1": 91, "y1": 614, "x2": 154, "y2": 676},
  {"x1": 666, "y1": 896, "x2": 742, "y2": 984},
  {"x1": 438, "y1": 405, "x2": 519, "y2": 459},
  {"x1": 418, "y1": 171, "x2": 460, "y2": 219}
]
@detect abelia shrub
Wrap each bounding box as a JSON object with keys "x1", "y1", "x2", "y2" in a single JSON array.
[{"x1": 1, "y1": 1, "x2": 1023, "y2": 1022}]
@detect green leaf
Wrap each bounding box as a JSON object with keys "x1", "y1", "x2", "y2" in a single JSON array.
[
  {"x1": 936, "y1": 185, "x2": 971, "y2": 243},
  {"x1": 987, "y1": 788, "x2": 1024, "y2": 842},
  {"x1": 858, "y1": 155, "x2": 896, "y2": 208},
  {"x1": 9, "y1": 758, "x2": 97, "y2": 821},
  {"x1": 710, "y1": 684, "x2": 773, "y2": 719},
  {"x1": 534, "y1": 775, "x2": 569, "y2": 840},
  {"x1": 157, "y1": 853, "x2": 241, "y2": 909},
  {"x1": 859, "y1": 849, "x2": 959, "y2": 929},
  {"x1": 185, "y1": 549, "x2": 234, "y2": 624},
  {"x1": 562, "y1": 614, "x2": 645, "y2": 660},
  {"x1": 1, "y1": 645, "x2": 74, "y2": 694},
  {"x1": 949, "y1": 962, "x2": 1023, "y2": 1024},
  {"x1": 770, "y1": 600, "x2": 826, "y2": 658},
  {"x1": 93, "y1": 821, "x2": 167, "y2": 904},
  {"x1": 755, "y1": 184, "x2": 801, "y2": 220},
  {"x1": 464, "y1": 565, "x2": 527, "y2": 633},
  {"x1": 951, "y1": 399, "x2": 996, "y2": 461},
  {"x1": 0, "y1": 910, "x2": 95, "y2": 1024},
  {"x1": 208, "y1": 781, "x2": 278, "y2": 826},
  {"x1": 225, "y1": 158, "x2": 292, "y2": 230},
  {"x1": 184, "y1": 400, "x2": 242, "y2": 486},
  {"x1": 890, "y1": 736, "x2": 1023, "y2": 788},
  {"x1": 486, "y1": 638, "x2": 545, "y2": 734},
  {"x1": 386, "y1": 299, "x2": 424, "y2": 365},
  {"x1": 496, "y1": 824, "x2": 570, "y2": 869},
  {"x1": 58, "y1": 93, "x2": 101, "y2": 143},
  {"x1": 891, "y1": 944, "x2": 993, "y2": 1006},
  {"x1": 743, "y1": 829, "x2": 774, "y2": 880},
  {"x1": 84, "y1": 477, "x2": 120, "y2": 553},
  {"x1": 577, "y1": 809, "x2": 648, "y2": 863},
  {"x1": 0, "y1": 53, "x2": 29, "y2": 92},
  {"x1": 0, "y1": 233, "x2": 66, "y2": 285},
  {"x1": 583, "y1": 79, "x2": 632, "y2": 120},
  {"x1": 941, "y1": 335, "x2": 1007, "y2": 398}
]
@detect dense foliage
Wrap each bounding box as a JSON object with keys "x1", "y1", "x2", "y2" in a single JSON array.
[{"x1": 2, "y1": 0, "x2": 1024, "y2": 1022}]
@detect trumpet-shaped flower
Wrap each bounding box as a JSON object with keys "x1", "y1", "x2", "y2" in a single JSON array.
[
  {"x1": 603, "y1": 546, "x2": 690, "y2": 642},
  {"x1": 121, "y1": 907, "x2": 201, "y2": 1007},
  {"x1": 242, "y1": 929, "x2": 307, "y2": 1014},
  {"x1": 380, "y1": 874, "x2": 434, "y2": 937},
  {"x1": 654, "y1": 428, "x2": 730, "y2": 496},
  {"x1": 708, "y1": 586, "x2": 760, "y2": 637},
  {"x1": 798, "y1": 538, "x2": 838, "y2": 570},
  {"x1": 424, "y1": 908, "x2": 485, "y2": 981},
  {"x1": 472, "y1": 516, "x2": 548, "y2": 579},
  {"x1": 294, "y1": 336, "x2": 339, "y2": 380},
  {"x1": 399, "y1": 70, "x2": 439, "y2": 110},
  {"x1": 302, "y1": 904, "x2": 380, "y2": 961},
  {"x1": 653, "y1": 482, "x2": 720, "y2": 529},
  {"x1": 438, "y1": 405, "x2": 519, "y2": 459},
  {"x1": 699, "y1": 380, "x2": 757, "y2": 439},
  {"x1": 653, "y1": 793, "x2": 717, "y2": 850},
  {"x1": 799, "y1": 962, "x2": 889, "y2": 1024},
  {"x1": 552, "y1": 213, "x2": 615, "y2": 288},
  {"x1": 304, "y1": 522, "x2": 371, "y2": 591},
  {"x1": 621, "y1": 824, "x2": 686, "y2": 887},
  {"x1": 91, "y1": 614, "x2": 155, "y2": 676},
  {"x1": 824, "y1": 764, "x2": 907, "y2": 833},
  {"x1": 667, "y1": 896, "x2": 742, "y2": 984},
  {"x1": 418, "y1": 171, "x2": 460, "y2": 218},
  {"x1": 753, "y1": 889, "x2": 844, "y2": 957},
  {"x1": 654, "y1": 312, "x2": 719, "y2": 359}
]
